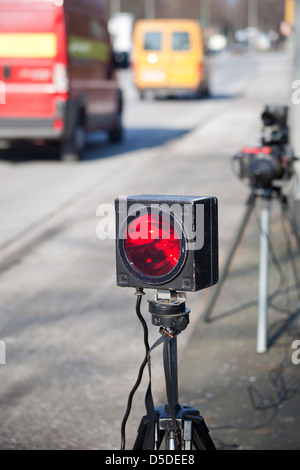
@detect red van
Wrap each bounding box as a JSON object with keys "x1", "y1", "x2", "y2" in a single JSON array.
[{"x1": 0, "y1": 0, "x2": 123, "y2": 160}]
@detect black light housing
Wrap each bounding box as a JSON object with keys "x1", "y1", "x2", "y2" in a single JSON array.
[{"x1": 115, "y1": 195, "x2": 218, "y2": 292}]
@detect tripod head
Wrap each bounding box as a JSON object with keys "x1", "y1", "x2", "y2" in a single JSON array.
[
  {"x1": 148, "y1": 290, "x2": 190, "y2": 333},
  {"x1": 230, "y1": 104, "x2": 299, "y2": 195}
]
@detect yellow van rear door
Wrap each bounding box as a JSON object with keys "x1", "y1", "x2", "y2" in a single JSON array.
[
  {"x1": 168, "y1": 27, "x2": 201, "y2": 89},
  {"x1": 137, "y1": 27, "x2": 169, "y2": 87}
]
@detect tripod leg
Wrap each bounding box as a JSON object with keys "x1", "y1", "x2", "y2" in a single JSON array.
[
  {"x1": 281, "y1": 196, "x2": 300, "y2": 253},
  {"x1": 280, "y1": 196, "x2": 300, "y2": 303},
  {"x1": 257, "y1": 197, "x2": 271, "y2": 353},
  {"x1": 132, "y1": 416, "x2": 149, "y2": 450},
  {"x1": 203, "y1": 193, "x2": 256, "y2": 322},
  {"x1": 183, "y1": 415, "x2": 216, "y2": 450},
  {"x1": 132, "y1": 414, "x2": 165, "y2": 450},
  {"x1": 193, "y1": 418, "x2": 216, "y2": 450}
]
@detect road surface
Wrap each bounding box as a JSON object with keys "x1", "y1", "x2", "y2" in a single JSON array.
[{"x1": 0, "y1": 50, "x2": 296, "y2": 450}]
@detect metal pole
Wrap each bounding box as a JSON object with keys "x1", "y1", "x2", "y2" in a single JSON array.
[
  {"x1": 200, "y1": 0, "x2": 210, "y2": 27},
  {"x1": 257, "y1": 197, "x2": 271, "y2": 353},
  {"x1": 145, "y1": 0, "x2": 155, "y2": 19},
  {"x1": 167, "y1": 335, "x2": 179, "y2": 406},
  {"x1": 291, "y1": 0, "x2": 300, "y2": 199},
  {"x1": 248, "y1": 0, "x2": 259, "y2": 27},
  {"x1": 110, "y1": 0, "x2": 121, "y2": 17},
  {"x1": 165, "y1": 333, "x2": 179, "y2": 450},
  {"x1": 247, "y1": 0, "x2": 259, "y2": 50}
]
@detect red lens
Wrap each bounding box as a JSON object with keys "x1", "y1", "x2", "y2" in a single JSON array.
[{"x1": 125, "y1": 213, "x2": 181, "y2": 277}]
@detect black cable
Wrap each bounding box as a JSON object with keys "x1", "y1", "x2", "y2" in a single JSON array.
[{"x1": 120, "y1": 292, "x2": 149, "y2": 450}]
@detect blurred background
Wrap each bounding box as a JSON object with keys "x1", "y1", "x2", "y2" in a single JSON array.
[{"x1": 107, "y1": 0, "x2": 286, "y2": 49}]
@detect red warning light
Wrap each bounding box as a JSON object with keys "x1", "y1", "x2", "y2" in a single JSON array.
[
  {"x1": 118, "y1": 206, "x2": 187, "y2": 286},
  {"x1": 125, "y1": 213, "x2": 181, "y2": 277},
  {"x1": 115, "y1": 195, "x2": 219, "y2": 292}
]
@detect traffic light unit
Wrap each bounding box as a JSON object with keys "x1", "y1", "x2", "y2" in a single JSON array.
[{"x1": 115, "y1": 195, "x2": 218, "y2": 293}]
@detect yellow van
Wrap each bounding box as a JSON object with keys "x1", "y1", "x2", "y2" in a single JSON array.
[{"x1": 131, "y1": 19, "x2": 209, "y2": 99}]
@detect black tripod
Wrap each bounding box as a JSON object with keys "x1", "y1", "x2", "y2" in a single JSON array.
[
  {"x1": 202, "y1": 187, "x2": 300, "y2": 353},
  {"x1": 132, "y1": 290, "x2": 216, "y2": 450}
]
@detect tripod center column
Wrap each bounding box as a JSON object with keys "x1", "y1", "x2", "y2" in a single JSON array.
[{"x1": 257, "y1": 196, "x2": 271, "y2": 353}]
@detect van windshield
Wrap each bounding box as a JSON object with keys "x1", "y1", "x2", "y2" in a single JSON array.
[
  {"x1": 144, "y1": 32, "x2": 162, "y2": 51},
  {"x1": 172, "y1": 32, "x2": 190, "y2": 51}
]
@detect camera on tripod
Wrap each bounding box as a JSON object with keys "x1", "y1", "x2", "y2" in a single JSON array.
[
  {"x1": 204, "y1": 104, "x2": 300, "y2": 355},
  {"x1": 233, "y1": 105, "x2": 296, "y2": 190},
  {"x1": 261, "y1": 105, "x2": 288, "y2": 146}
]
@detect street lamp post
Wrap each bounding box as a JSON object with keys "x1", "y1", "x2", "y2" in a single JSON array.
[
  {"x1": 248, "y1": 0, "x2": 259, "y2": 28},
  {"x1": 110, "y1": 0, "x2": 121, "y2": 17},
  {"x1": 292, "y1": 0, "x2": 300, "y2": 200},
  {"x1": 145, "y1": 0, "x2": 155, "y2": 19},
  {"x1": 200, "y1": 0, "x2": 211, "y2": 27}
]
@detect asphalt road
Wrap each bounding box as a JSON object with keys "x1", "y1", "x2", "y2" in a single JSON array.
[{"x1": 0, "y1": 50, "x2": 298, "y2": 450}]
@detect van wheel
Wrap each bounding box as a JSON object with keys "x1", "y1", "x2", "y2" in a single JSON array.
[
  {"x1": 195, "y1": 82, "x2": 210, "y2": 100},
  {"x1": 140, "y1": 90, "x2": 155, "y2": 101},
  {"x1": 61, "y1": 114, "x2": 86, "y2": 162},
  {"x1": 109, "y1": 110, "x2": 123, "y2": 144}
]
